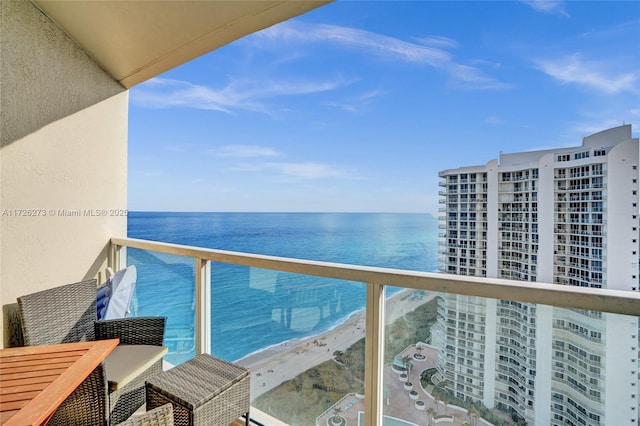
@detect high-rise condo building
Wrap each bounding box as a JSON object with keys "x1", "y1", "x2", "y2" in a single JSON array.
[{"x1": 434, "y1": 125, "x2": 639, "y2": 426}]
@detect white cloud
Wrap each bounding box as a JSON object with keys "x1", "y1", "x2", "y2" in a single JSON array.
[
  {"x1": 535, "y1": 54, "x2": 638, "y2": 94},
  {"x1": 209, "y1": 145, "x2": 281, "y2": 158},
  {"x1": 448, "y1": 64, "x2": 512, "y2": 90},
  {"x1": 578, "y1": 19, "x2": 640, "y2": 41},
  {"x1": 573, "y1": 105, "x2": 640, "y2": 137},
  {"x1": 269, "y1": 162, "x2": 350, "y2": 179},
  {"x1": 131, "y1": 76, "x2": 350, "y2": 113},
  {"x1": 226, "y1": 160, "x2": 358, "y2": 180},
  {"x1": 259, "y1": 23, "x2": 451, "y2": 66},
  {"x1": 132, "y1": 78, "x2": 234, "y2": 113},
  {"x1": 131, "y1": 21, "x2": 511, "y2": 115},
  {"x1": 416, "y1": 36, "x2": 459, "y2": 49},
  {"x1": 521, "y1": 1, "x2": 570, "y2": 17},
  {"x1": 257, "y1": 22, "x2": 508, "y2": 90},
  {"x1": 323, "y1": 89, "x2": 384, "y2": 113},
  {"x1": 322, "y1": 100, "x2": 358, "y2": 113}
]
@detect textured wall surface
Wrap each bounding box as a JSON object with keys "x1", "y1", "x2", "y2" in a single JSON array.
[
  {"x1": 0, "y1": 0, "x2": 124, "y2": 146},
  {"x1": 1, "y1": 0, "x2": 128, "y2": 346}
]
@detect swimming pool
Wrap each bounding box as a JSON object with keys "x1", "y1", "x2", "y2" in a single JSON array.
[{"x1": 357, "y1": 412, "x2": 418, "y2": 426}]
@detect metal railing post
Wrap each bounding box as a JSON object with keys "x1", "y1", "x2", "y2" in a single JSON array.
[
  {"x1": 195, "y1": 258, "x2": 212, "y2": 355},
  {"x1": 364, "y1": 282, "x2": 385, "y2": 426},
  {"x1": 110, "y1": 243, "x2": 127, "y2": 271}
]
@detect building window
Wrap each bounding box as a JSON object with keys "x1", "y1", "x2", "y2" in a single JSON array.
[
  {"x1": 574, "y1": 151, "x2": 590, "y2": 160},
  {"x1": 594, "y1": 149, "x2": 606, "y2": 156}
]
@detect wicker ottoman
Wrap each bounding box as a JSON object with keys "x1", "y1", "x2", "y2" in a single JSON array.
[{"x1": 146, "y1": 354, "x2": 250, "y2": 426}]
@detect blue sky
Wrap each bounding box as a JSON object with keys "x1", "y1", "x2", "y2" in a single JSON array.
[{"x1": 128, "y1": 1, "x2": 640, "y2": 214}]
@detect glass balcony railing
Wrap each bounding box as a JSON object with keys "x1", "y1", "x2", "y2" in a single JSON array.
[
  {"x1": 126, "y1": 248, "x2": 196, "y2": 365},
  {"x1": 111, "y1": 237, "x2": 640, "y2": 426}
]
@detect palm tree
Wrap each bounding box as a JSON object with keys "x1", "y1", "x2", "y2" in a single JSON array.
[
  {"x1": 426, "y1": 407, "x2": 436, "y2": 426},
  {"x1": 443, "y1": 400, "x2": 449, "y2": 415},
  {"x1": 468, "y1": 408, "x2": 480, "y2": 426},
  {"x1": 332, "y1": 407, "x2": 342, "y2": 423},
  {"x1": 415, "y1": 345, "x2": 424, "y2": 358},
  {"x1": 434, "y1": 395, "x2": 441, "y2": 415},
  {"x1": 401, "y1": 354, "x2": 413, "y2": 375}
]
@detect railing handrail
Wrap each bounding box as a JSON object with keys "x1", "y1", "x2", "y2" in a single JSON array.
[{"x1": 112, "y1": 237, "x2": 640, "y2": 316}]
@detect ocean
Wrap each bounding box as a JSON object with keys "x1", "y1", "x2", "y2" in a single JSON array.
[{"x1": 127, "y1": 212, "x2": 439, "y2": 364}]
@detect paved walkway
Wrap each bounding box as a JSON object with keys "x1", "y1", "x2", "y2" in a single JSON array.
[{"x1": 316, "y1": 346, "x2": 481, "y2": 426}]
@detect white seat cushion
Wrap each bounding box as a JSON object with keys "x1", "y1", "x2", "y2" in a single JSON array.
[{"x1": 103, "y1": 344, "x2": 168, "y2": 390}]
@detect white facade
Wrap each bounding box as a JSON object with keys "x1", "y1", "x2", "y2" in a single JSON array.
[{"x1": 435, "y1": 125, "x2": 639, "y2": 426}]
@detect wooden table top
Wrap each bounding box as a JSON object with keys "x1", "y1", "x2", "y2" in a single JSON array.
[{"x1": 0, "y1": 339, "x2": 118, "y2": 426}]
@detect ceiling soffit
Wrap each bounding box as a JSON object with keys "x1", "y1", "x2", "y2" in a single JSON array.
[{"x1": 33, "y1": 1, "x2": 330, "y2": 88}]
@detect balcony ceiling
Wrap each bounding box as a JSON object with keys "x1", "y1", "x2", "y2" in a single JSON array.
[{"x1": 32, "y1": 0, "x2": 330, "y2": 88}]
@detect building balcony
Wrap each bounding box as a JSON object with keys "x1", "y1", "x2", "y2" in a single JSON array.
[{"x1": 109, "y1": 237, "x2": 640, "y2": 426}]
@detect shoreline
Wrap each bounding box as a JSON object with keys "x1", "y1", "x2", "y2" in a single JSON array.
[
  {"x1": 235, "y1": 307, "x2": 364, "y2": 364},
  {"x1": 236, "y1": 288, "x2": 435, "y2": 399}
]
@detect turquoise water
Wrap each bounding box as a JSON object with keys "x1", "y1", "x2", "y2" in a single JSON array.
[{"x1": 127, "y1": 212, "x2": 439, "y2": 364}]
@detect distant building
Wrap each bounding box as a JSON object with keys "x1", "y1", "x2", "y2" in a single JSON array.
[{"x1": 434, "y1": 125, "x2": 639, "y2": 426}]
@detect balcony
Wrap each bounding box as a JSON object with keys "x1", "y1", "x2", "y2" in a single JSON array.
[
  {"x1": 110, "y1": 237, "x2": 640, "y2": 426},
  {"x1": 4, "y1": 2, "x2": 638, "y2": 425}
]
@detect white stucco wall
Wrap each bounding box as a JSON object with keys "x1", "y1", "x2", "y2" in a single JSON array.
[
  {"x1": 0, "y1": 0, "x2": 124, "y2": 146},
  {"x1": 604, "y1": 313, "x2": 638, "y2": 425},
  {"x1": 0, "y1": 0, "x2": 128, "y2": 346},
  {"x1": 606, "y1": 137, "x2": 639, "y2": 292},
  {"x1": 485, "y1": 159, "x2": 499, "y2": 279},
  {"x1": 536, "y1": 152, "x2": 555, "y2": 285}
]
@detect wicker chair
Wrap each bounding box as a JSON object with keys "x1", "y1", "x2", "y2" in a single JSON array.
[
  {"x1": 116, "y1": 404, "x2": 174, "y2": 426},
  {"x1": 12, "y1": 279, "x2": 167, "y2": 425}
]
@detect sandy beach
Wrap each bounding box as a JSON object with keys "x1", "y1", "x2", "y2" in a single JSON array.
[{"x1": 237, "y1": 289, "x2": 435, "y2": 399}]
